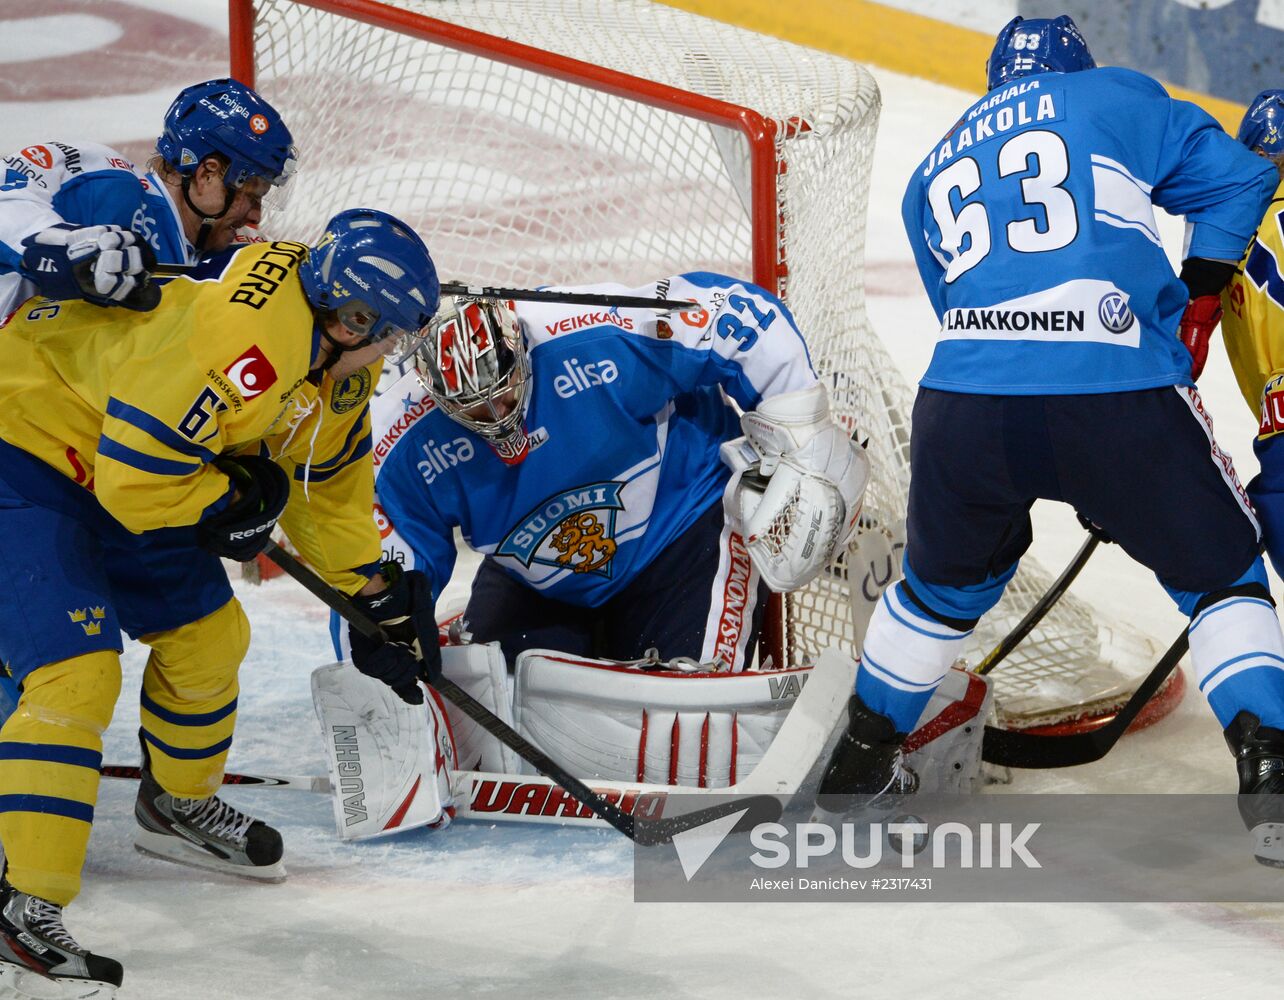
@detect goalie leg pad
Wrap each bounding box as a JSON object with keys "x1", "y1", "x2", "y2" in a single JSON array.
[
  {"x1": 693, "y1": 505, "x2": 765, "y2": 672},
  {"x1": 439, "y1": 643, "x2": 521, "y2": 773},
  {"x1": 512, "y1": 651, "x2": 814, "y2": 787},
  {"x1": 856, "y1": 582, "x2": 972, "y2": 733},
  {"x1": 312, "y1": 663, "x2": 456, "y2": 841}
]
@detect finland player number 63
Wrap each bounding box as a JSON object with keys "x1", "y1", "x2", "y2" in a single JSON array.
[{"x1": 928, "y1": 129, "x2": 1079, "y2": 283}]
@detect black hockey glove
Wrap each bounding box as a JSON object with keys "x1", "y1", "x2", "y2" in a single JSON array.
[
  {"x1": 20, "y1": 224, "x2": 160, "y2": 311},
  {"x1": 196, "y1": 455, "x2": 291, "y2": 561},
  {"x1": 348, "y1": 563, "x2": 442, "y2": 705}
]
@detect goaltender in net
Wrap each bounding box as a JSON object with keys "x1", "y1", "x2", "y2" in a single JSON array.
[{"x1": 333, "y1": 273, "x2": 869, "y2": 809}]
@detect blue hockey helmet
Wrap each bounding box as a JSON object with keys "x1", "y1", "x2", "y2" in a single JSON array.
[
  {"x1": 1237, "y1": 90, "x2": 1284, "y2": 158},
  {"x1": 300, "y1": 209, "x2": 440, "y2": 362},
  {"x1": 986, "y1": 15, "x2": 1095, "y2": 92},
  {"x1": 157, "y1": 78, "x2": 298, "y2": 191}
]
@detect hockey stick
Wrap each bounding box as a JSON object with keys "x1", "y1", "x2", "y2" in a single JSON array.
[
  {"x1": 439, "y1": 282, "x2": 698, "y2": 312},
  {"x1": 974, "y1": 533, "x2": 1100, "y2": 676},
  {"x1": 100, "y1": 764, "x2": 331, "y2": 794},
  {"x1": 262, "y1": 541, "x2": 784, "y2": 845},
  {"x1": 150, "y1": 263, "x2": 696, "y2": 312},
  {"x1": 981, "y1": 628, "x2": 1188, "y2": 768}
]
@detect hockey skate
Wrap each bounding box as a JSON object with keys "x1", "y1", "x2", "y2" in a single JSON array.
[
  {"x1": 0, "y1": 878, "x2": 122, "y2": 1000},
  {"x1": 1225, "y1": 711, "x2": 1284, "y2": 868},
  {"x1": 813, "y1": 694, "x2": 918, "y2": 817},
  {"x1": 134, "y1": 745, "x2": 286, "y2": 883}
]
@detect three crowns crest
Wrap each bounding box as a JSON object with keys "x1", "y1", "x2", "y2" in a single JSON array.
[{"x1": 67, "y1": 607, "x2": 106, "y2": 636}]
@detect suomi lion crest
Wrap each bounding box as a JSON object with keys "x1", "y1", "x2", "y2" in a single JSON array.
[
  {"x1": 551, "y1": 512, "x2": 617, "y2": 573},
  {"x1": 497, "y1": 482, "x2": 626, "y2": 578}
]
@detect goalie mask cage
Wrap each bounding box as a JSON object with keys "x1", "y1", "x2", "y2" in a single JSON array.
[{"x1": 230, "y1": 0, "x2": 1183, "y2": 736}]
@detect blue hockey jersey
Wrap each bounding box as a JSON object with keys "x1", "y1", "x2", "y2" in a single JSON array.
[
  {"x1": 133, "y1": 170, "x2": 197, "y2": 266},
  {"x1": 0, "y1": 142, "x2": 194, "y2": 320},
  {"x1": 903, "y1": 67, "x2": 1277, "y2": 395},
  {"x1": 371, "y1": 273, "x2": 817, "y2": 606}
]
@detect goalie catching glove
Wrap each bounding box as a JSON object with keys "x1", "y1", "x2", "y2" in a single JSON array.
[
  {"x1": 721, "y1": 383, "x2": 869, "y2": 592},
  {"x1": 348, "y1": 563, "x2": 442, "y2": 705},
  {"x1": 20, "y1": 223, "x2": 160, "y2": 311}
]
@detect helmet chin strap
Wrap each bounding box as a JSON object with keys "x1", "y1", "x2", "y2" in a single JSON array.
[
  {"x1": 486, "y1": 425, "x2": 532, "y2": 466},
  {"x1": 180, "y1": 176, "x2": 236, "y2": 253},
  {"x1": 311, "y1": 322, "x2": 368, "y2": 377}
]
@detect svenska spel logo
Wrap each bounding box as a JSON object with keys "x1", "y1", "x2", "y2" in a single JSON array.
[{"x1": 223, "y1": 345, "x2": 278, "y2": 400}]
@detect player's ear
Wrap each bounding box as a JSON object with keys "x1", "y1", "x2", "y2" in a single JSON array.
[{"x1": 195, "y1": 156, "x2": 226, "y2": 192}]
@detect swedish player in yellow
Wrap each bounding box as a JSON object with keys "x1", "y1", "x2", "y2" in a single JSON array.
[
  {"x1": 0, "y1": 209, "x2": 439, "y2": 998},
  {"x1": 1219, "y1": 91, "x2": 1284, "y2": 575},
  {"x1": 1199, "y1": 90, "x2": 1284, "y2": 869}
]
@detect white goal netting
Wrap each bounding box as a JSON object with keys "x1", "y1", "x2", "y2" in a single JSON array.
[{"x1": 241, "y1": 0, "x2": 1165, "y2": 725}]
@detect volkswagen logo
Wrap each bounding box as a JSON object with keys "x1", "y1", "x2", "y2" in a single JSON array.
[{"x1": 1098, "y1": 291, "x2": 1135, "y2": 334}]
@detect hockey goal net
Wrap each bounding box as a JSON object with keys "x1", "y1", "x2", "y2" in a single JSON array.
[{"x1": 230, "y1": 0, "x2": 1183, "y2": 735}]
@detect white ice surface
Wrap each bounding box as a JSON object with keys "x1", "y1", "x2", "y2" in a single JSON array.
[{"x1": 6, "y1": 2, "x2": 1284, "y2": 997}]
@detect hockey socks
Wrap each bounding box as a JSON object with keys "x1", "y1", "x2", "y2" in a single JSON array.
[
  {"x1": 855, "y1": 582, "x2": 972, "y2": 734},
  {"x1": 0, "y1": 652, "x2": 119, "y2": 907},
  {"x1": 1188, "y1": 593, "x2": 1284, "y2": 730}
]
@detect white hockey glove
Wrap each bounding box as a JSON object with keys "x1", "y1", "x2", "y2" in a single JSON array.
[
  {"x1": 721, "y1": 383, "x2": 868, "y2": 592},
  {"x1": 20, "y1": 224, "x2": 159, "y2": 311}
]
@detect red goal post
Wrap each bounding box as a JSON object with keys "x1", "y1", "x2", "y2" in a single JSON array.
[
  {"x1": 227, "y1": 0, "x2": 1183, "y2": 738},
  {"x1": 231, "y1": 0, "x2": 792, "y2": 289}
]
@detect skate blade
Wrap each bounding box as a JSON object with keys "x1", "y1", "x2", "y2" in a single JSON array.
[
  {"x1": 0, "y1": 964, "x2": 115, "y2": 1000},
  {"x1": 134, "y1": 832, "x2": 286, "y2": 883}
]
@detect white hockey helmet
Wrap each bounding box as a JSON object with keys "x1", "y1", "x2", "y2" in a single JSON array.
[{"x1": 414, "y1": 296, "x2": 534, "y2": 464}]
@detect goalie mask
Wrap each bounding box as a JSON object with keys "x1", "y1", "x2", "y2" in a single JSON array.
[{"x1": 415, "y1": 296, "x2": 534, "y2": 465}]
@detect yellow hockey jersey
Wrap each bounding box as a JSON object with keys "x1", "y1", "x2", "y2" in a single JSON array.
[
  {"x1": 1223, "y1": 176, "x2": 1284, "y2": 440},
  {"x1": 0, "y1": 241, "x2": 383, "y2": 594}
]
